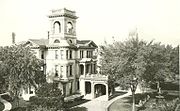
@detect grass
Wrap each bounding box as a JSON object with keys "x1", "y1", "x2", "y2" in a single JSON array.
[
  {"x1": 64, "y1": 99, "x2": 90, "y2": 108},
  {"x1": 108, "y1": 81, "x2": 180, "y2": 111},
  {"x1": 108, "y1": 95, "x2": 132, "y2": 111},
  {"x1": 109, "y1": 91, "x2": 127, "y2": 100}
]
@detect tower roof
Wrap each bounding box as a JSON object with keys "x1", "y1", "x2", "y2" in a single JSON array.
[{"x1": 48, "y1": 8, "x2": 78, "y2": 19}]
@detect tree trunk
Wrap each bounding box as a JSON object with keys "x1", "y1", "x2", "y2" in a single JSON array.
[{"x1": 132, "y1": 91, "x2": 135, "y2": 111}]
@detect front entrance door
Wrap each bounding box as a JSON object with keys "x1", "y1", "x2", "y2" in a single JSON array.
[{"x1": 85, "y1": 82, "x2": 91, "y2": 94}]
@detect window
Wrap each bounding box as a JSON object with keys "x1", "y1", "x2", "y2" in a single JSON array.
[
  {"x1": 60, "y1": 66, "x2": 63, "y2": 76},
  {"x1": 86, "y1": 51, "x2": 93, "y2": 58},
  {"x1": 80, "y1": 50, "x2": 84, "y2": 58},
  {"x1": 41, "y1": 51, "x2": 44, "y2": 59},
  {"x1": 60, "y1": 50, "x2": 63, "y2": 59},
  {"x1": 66, "y1": 66, "x2": 69, "y2": 76},
  {"x1": 67, "y1": 22, "x2": 73, "y2": 33},
  {"x1": 94, "y1": 64, "x2": 96, "y2": 73},
  {"x1": 82, "y1": 51, "x2": 84, "y2": 58},
  {"x1": 54, "y1": 21, "x2": 61, "y2": 34},
  {"x1": 91, "y1": 64, "x2": 92, "y2": 74},
  {"x1": 66, "y1": 50, "x2": 69, "y2": 59},
  {"x1": 86, "y1": 51, "x2": 89, "y2": 58},
  {"x1": 69, "y1": 50, "x2": 72, "y2": 59},
  {"x1": 69, "y1": 82, "x2": 72, "y2": 94},
  {"x1": 77, "y1": 81, "x2": 79, "y2": 90},
  {"x1": 55, "y1": 50, "x2": 58, "y2": 59},
  {"x1": 90, "y1": 51, "x2": 93, "y2": 57},
  {"x1": 86, "y1": 65, "x2": 89, "y2": 73},
  {"x1": 69, "y1": 65, "x2": 72, "y2": 76},
  {"x1": 54, "y1": 39, "x2": 60, "y2": 43},
  {"x1": 55, "y1": 65, "x2": 58, "y2": 76}
]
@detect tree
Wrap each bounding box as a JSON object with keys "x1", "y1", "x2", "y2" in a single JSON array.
[
  {"x1": 0, "y1": 45, "x2": 44, "y2": 106},
  {"x1": 143, "y1": 43, "x2": 178, "y2": 89},
  {"x1": 100, "y1": 37, "x2": 152, "y2": 92},
  {"x1": 100, "y1": 37, "x2": 178, "y2": 92}
]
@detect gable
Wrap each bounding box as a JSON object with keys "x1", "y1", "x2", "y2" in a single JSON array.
[
  {"x1": 24, "y1": 41, "x2": 39, "y2": 47},
  {"x1": 87, "y1": 41, "x2": 98, "y2": 48}
]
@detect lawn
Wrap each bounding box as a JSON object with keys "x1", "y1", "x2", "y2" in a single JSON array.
[{"x1": 108, "y1": 81, "x2": 180, "y2": 111}]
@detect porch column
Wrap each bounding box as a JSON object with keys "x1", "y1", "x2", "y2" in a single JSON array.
[
  {"x1": 105, "y1": 84, "x2": 109, "y2": 101},
  {"x1": 91, "y1": 82, "x2": 95, "y2": 99},
  {"x1": 83, "y1": 63, "x2": 86, "y2": 76}
]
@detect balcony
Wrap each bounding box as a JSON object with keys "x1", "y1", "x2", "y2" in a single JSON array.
[
  {"x1": 53, "y1": 76, "x2": 69, "y2": 83},
  {"x1": 80, "y1": 74, "x2": 108, "y2": 82}
]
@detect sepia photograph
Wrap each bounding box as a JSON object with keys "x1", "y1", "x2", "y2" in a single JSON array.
[{"x1": 0, "y1": 0, "x2": 179, "y2": 111}]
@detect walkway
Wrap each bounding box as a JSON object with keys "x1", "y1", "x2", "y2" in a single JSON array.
[
  {"x1": 78, "y1": 90, "x2": 131, "y2": 111},
  {"x1": 0, "y1": 93, "x2": 12, "y2": 111}
]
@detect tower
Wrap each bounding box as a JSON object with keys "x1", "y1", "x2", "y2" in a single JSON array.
[{"x1": 48, "y1": 8, "x2": 78, "y2": 45}]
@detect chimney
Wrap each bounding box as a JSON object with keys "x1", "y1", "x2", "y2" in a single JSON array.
[
  {"x1": 48, "y1": 31, "x2": 49, "y2": 39},
  {"x1": 12, "y1": 32, "x2": 15, "y2": 44}
]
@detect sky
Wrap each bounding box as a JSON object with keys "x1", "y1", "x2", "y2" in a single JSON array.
[{"x1": 0, "y1": 0, "x2": 179, "y2": 46}]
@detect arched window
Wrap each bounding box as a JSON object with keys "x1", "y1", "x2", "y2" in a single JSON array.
[
  {"x1": 53, "y1": 21, "x2": 61, "y2": 34},
  {"x1": 67, "y1": 22, "x2": 73, "y2": 33},
  {"x1": 54, "y1": 39, "x2": 60, "y2": 43}
]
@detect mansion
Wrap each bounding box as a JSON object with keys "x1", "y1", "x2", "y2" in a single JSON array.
[{"x1": 21, "y1": 8, "x2": 109, "y2": 101}]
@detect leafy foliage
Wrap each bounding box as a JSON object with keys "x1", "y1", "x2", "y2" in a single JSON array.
[
  {"x1": 100, "y1": 37, "x2": 179, "y2": 91},
  {"x1": 29, "y1": 83, "x2": 63, "y2": 110},
  {"x1": 0, "y1": 45, "x2": 44, "y2": 101},
  {"x1": 36, "y1": 82, "x2": 62, "y2": 97}
]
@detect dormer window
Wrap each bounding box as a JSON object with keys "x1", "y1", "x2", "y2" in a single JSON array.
[{"x1": 54, "y1": 39, "x2": 60, "y2": 43}]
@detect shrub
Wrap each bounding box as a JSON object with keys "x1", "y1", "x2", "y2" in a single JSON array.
[
  {"x1": 1, "y1": 94, "x2": 13, "y2": 102},
  {"x1": 29, "y1": 83, "x2": 64, "y2": 110},
  {"x1": 29, "y1": 95, "x2": 64, "y2": 109},
  {"x1": 158, "y1": 98, "x2": 180, "y2": 111},
  {"x1": 36, "y1": 82, "x2": 62, "y2": 97},
  {"x1": 0, "y1": 102, "x2": 5, "y2": 111}
]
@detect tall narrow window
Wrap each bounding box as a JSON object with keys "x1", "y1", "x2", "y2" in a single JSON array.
[
  {"x1": 67, "y1": 22, "x2": 73, "y2": 34},
  {"x1": 41, "y1": 51, "x2": 44, "y2": 59},
  {"x1": 60, "y1": 50, "x2": 63, "y2": 59},
  {"x1": 91, "y1": 64, "x2": 92, "y2": 74},
  {"x1": 90, "y1": 51, "x2": 93, "y2": 58},
  {"x1": 80, "y1": 51, "x2": 81, "y2": 58},
  {"x1": 86, "y1": 51, "x2": 89, "y2": 58},
  {"x1": 55, "y1": 65, "x2": 58, "y2": 76},
  {"x1": 60, "y1": 66, "x2": 63, "y2": 76},
  {"x1": 82, "y1": 50, "x2": 84, "y2": 58},
  {"x1": 77, "y1": 81, "x2": 79, "y2": 90},
  {"x1": 69, "y1": 50, "x2": 72, "y2": 59},
  {"x1": 69, "y1": 65, "x2": 72, "y2": 76},
  {"x1": 66, "y1": 50, "x2": 69, "y2": 59},
  {"x1": 80, "y1": 50, "x2": 84, "y2": 58},
  {"x1": 66, "y1": 66, "x2": 69, "y2": 77},
  {"x1": 54, "y1": 21, "x2": 61, "y2": 34},
  {"x1": 69, "y1": 82, "x2": 72, "y2": 94},
  {"x1": 94, "y1": 64, "x2": 96, "y2": 73},
  {"x1": 55, "y1": 50, "x2": 58, "y2": 59}
]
